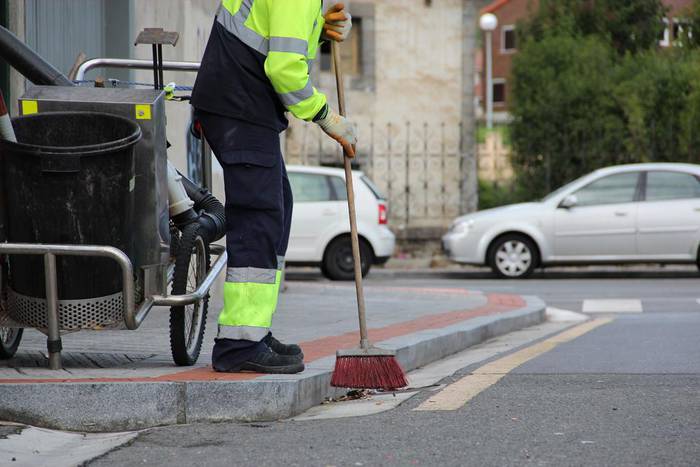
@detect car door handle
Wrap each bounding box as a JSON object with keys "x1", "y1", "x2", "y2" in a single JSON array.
[
  {"x1": 694, "y1": 207, "x2": 700, "y2": 212},
  {"x1": 614, "y1": 211, "x2": 628, "y2": 217},
  {"x1": 322, "y1": 209, "x2": 336, "y2": 216}
]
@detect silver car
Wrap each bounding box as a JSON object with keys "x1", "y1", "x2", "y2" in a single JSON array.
[{"x1": 443, "y1": 163, "x2": 700, "y2": 278}]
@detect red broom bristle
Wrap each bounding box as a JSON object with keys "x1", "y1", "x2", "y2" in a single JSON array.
[{"x1": 330, "y1": 355, "x2": 408, "y2": 390}]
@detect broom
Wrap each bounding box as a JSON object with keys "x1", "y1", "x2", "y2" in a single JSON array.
[{"x1": 329, "y1": 40, "x2": 408, "y2": 390}]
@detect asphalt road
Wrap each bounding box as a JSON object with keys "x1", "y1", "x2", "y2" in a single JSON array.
[
  {"x1": 290, "y1": 265, "x2": 700, "y2": 314},
  {"x1": 89, "y1": 271, "x2": 700, "y2": 466}
]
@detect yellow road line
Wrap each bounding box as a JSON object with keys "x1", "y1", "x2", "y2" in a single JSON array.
[{"x1": 414, "y1": 318, "x2": 613, "y2": 411}]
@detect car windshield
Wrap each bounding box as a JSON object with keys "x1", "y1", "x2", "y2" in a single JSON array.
[{"x1": 540, "y1": 177, "x2": 585, "y2": 202}]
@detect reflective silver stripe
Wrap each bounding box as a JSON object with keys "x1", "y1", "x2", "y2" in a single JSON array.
[
  {"x1": 276, "y1": 255, "x2": 285, "y2": 271},
  {"x1": 217, "y1": 2, "x2": 312, "y2": 57},
  {"x1": 278, "y1": 80, "x2": 315, "y2": 107},
  {"x1": 217, "y1": 324, "x2": 269, "y2": 341},
  {"x1": 269, "y1": 36, "x2": 308, "y2": 55},
  {"x1": 239, "y1": 0, "x2": 253, "y2": 16},
  {"x1": 226, "y1": 267, "x2": 277, "y2": 284},
  {"x1": 217, "y1": 1, "x2": 269, "y2": 55}
]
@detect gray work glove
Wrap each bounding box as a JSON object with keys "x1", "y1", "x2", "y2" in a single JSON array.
[
  {"x1": 315, "y1": 106, "x2": 357, "y2": 158},
  {"x1": 323, "y1": 3, "x2": 352, "y2": 42}
]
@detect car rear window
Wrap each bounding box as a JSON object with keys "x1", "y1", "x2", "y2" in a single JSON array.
[
  {"x1": 328, "y1": 176, "x2": 348, "y2": 201},
  {"x1": 361, "y1": 175, "x2": 386, "y2": 200},
  {"x1": 645, "y1": 171, "x2": 700, "y2": 201},
  {"x1": 288, "y1": 172, "x2": 334, "y2": 202}
]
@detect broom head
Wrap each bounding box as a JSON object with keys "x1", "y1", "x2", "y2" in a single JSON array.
[{"x1": 330, "y1": 347, "x2": 408, "y2": 390}]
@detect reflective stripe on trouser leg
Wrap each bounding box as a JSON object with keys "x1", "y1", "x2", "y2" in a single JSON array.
[{"x1": 218, "y1": 267, "x2": 282, "y2": 341}]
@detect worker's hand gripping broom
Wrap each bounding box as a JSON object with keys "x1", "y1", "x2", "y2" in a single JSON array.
[{"x1": 329, "y1": 40, "x2": 407, "y2": 390}]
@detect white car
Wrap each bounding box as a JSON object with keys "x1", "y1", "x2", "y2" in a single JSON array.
[
  {"x1": 286, "y1": 165, "x2": 395, "y2": 280},
  {"x1": 443, "y1": 163, "x2": 700, "y2": 278}
]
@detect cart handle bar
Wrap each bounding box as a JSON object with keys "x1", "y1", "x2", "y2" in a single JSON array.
[
  {"x1": 75, "y1": 58, "x2": 200, "y2": 82},
  {"x1": 151, "y1": 243, "x2": 226, "y2": 307},
  {"x1": 0, "y1": 242, "x2": 226, "y2": 330}
]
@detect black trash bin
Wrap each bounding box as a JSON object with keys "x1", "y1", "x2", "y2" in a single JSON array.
[{"x1": 0, "y1": 111, "x2": 141, "y2": 329}]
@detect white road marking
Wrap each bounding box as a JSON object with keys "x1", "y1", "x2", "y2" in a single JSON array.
[
  {"x1": 582, "y1": 299, "x2": 642, "y2": 313},
  {"x1": 0, "y1": 425, "x2": 137, "y2": 467},
  {"x1": 546, "y1": 307, "x2": 588, "y2": 322},
  {"x1": 414, "y1": 318, "x2": 613, "y2": 411}
]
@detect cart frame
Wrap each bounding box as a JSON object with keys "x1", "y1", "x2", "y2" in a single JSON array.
[
  {"x1": 0, "y1": 56, "x2": 229, "y2": 370},
  {"x1": 0, "y1": 242, "x2": 226, "y2": 369}
]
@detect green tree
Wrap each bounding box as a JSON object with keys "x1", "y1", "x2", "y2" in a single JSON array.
[
  {"x1": 510, "y1": 33, "x2": 629, "y2": 197},
  {"x1": 520, "y1": 0, "x2": 667, "y2": 54},
  {"x1": 613, "y1": 51, "x2": 697, "y2": 163},
  {"x1": 507, "y1": 0, "x2": 700, "y2": 202}
]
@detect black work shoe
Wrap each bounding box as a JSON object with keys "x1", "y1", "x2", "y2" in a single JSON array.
[
  {"x1": 232, "y1": 345, "x2": 305, "y2": 374},
  {"x1": 264, "y1": 332, "x2": 304, "y2": 359}
]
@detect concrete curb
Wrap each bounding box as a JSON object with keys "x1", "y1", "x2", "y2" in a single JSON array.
[{"x1": 0, "y1": 296, "x2": 545, "y2": 432}]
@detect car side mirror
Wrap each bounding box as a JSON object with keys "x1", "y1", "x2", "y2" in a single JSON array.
[{"x1": 559, "y1": 194, "x2": 578, "y2": 209}]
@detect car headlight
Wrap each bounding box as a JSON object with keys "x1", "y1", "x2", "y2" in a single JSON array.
[{"x1": 450, "y1": 219, "x2": 475, "y2": 235}]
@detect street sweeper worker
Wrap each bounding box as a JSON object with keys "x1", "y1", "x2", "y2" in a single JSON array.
[{"x1": 190, "y1": 0, "x2": 356, "y2": 374}]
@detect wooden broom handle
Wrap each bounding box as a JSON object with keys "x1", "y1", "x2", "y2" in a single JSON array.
[{"x1": 332, "y1": 41, "x2": 369, "y2": 349}]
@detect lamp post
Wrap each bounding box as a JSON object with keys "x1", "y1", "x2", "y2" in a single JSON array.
[{"x1": 479, "y1": 13, "x2": 498, "y2": 130}]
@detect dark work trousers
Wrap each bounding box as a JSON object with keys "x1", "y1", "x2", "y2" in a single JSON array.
[{"x1": 194, "y1": 109, "x2": 293, "y2": 370}]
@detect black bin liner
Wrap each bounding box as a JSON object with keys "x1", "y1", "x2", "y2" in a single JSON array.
[{"x1": 0, "y1": 111, "x2": 141, "y2": 300}]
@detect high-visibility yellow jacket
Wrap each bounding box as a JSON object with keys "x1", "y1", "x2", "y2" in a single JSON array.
[{"x1": 191, "y1": 0, "x2": 327, "y2": 131}]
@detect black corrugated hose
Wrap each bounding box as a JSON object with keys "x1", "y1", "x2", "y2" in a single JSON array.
[{"x1": 178, "y1": 173, "x2": 226, "y2": 243}]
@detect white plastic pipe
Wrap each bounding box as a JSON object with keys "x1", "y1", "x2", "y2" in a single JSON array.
[
  {"x1": 167, "y1": 160, "x2": 194, "y2": 217},
  {"x1": 0, "y1": 91, "x2": 16, "y2": 142}
]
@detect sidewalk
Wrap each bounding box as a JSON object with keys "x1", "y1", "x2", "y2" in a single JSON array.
[{"x1": 0, "y1": 280, "x2": 545, "y2": 432}]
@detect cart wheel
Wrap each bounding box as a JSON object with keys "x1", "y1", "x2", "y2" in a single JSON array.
[
  {"x1": 0, "y1": 328, "x2": 22, "y2": 359},
  {"x1": 169, "y1": 223, "x2": 210, "y2": 366},
  {"x1": 169, "y1": 221, "x2": 181, "y2": 258},
  {"x1": 0, "y1": 258, "x2": 21, "y2": 359}
]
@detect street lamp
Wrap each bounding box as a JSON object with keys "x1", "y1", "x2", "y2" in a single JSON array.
[{"x1": 480, "y1": 13, "x2": 498, "y2": 130}]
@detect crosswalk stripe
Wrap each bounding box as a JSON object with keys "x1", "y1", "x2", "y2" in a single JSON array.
[
  {"x1": 413, "y1": 318, "x2": 613, "y2": 412},
  {"x1": 582, "y1": 299, "x2": 642, "y2": 313}
]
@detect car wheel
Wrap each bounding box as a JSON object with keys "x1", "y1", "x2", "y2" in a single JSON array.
[
  {"x1": 488, "y1": 234, "x2": 538, "y2": 279},
  {"x1": 322, "y1": 237, "x2": 372, "y2": 281}
]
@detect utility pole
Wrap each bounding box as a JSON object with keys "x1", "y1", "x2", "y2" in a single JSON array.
[
  {"x1": 460, "y1": 0, "x2": 478, "y2": 214},
  {"x1": 480, "y1": 13, "x2": 498, "y2": 130}
]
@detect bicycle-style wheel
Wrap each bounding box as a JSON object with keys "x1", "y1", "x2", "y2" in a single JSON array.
[
  {"x1": 0, "y1": 259, "x2": 22, "y2": 359},
  {"x1": 169, "y1": 223, "x2": 210, "y2": 366},
  {"x1": 0, "y1": 327, "x2": 22, "y2": 359}
]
